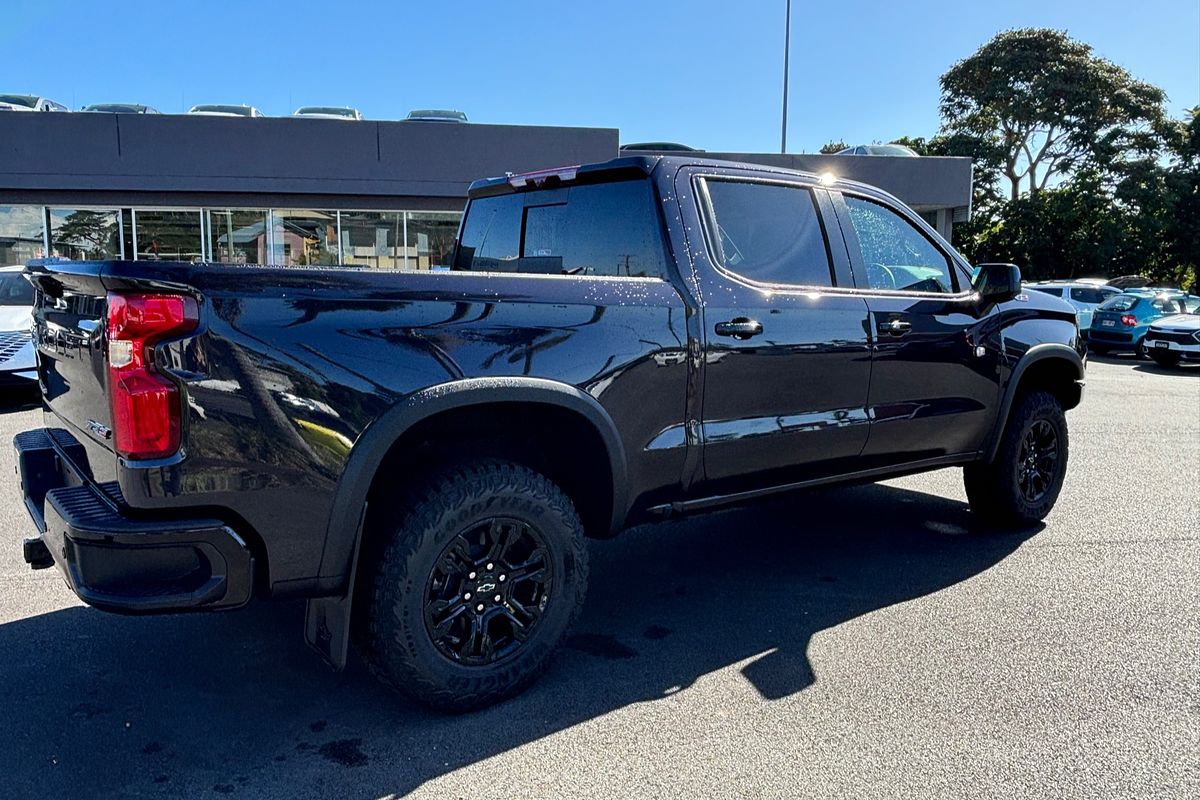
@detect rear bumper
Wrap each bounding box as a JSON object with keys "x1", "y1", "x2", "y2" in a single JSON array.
[{"x1": 13, "y1": 428, "x2": 254, "y2": 614}]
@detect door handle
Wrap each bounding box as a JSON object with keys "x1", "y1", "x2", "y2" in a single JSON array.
[
  {"x1": 877, "y1": 318, "x2": 912, "y2": 336},
  {"x1": 714, "y1": 318, "x2": 764, "y2": 340}
]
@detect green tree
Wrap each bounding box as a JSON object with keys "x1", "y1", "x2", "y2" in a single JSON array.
[
  {"x1": 940, "y1": 28, "x2": 1167, "y2": 200},
  {"x1": 819, "y1": 140, "x2": 848, "y2": 154},
  {"x1": 55, "y1": 210, "x2": 117, "y2": 258}
]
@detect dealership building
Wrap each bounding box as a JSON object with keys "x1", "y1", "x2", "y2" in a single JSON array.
[{"x1": 0, "y1": 113, "x2": 972, "y2": 270}]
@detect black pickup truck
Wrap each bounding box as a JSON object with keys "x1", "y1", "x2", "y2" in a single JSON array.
[{"x1": 15, "y1": 156, "x2": 1084, "y2": 710}]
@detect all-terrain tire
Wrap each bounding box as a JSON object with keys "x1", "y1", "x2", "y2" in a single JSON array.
[
  {"x1": 964, "y1": 390, "x2": 1069, "y2": 529},
  {"x1": 357, "y1": 460, "x2": 588, "y2": 712}
]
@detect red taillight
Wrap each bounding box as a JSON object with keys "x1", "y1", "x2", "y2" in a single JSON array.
[
  {"x1": 106, "y1": 293, "x2": 198, "y2": 459},
  {"x1": 1120, "y1": 314, "x2": 1137, "y2": 327}
]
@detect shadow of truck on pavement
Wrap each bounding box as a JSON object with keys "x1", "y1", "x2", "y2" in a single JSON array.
[{"x1": 0, "y1": 482, "x2": 1033, "y2": 798}]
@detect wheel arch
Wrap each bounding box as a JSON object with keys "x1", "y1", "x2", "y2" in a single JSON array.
[
  {"x1": 984, "y1": 343, "x2": 1085, "y2": 463},
  {"x1": 318, "y1": 377, "x2": 629, "y2": 586}
]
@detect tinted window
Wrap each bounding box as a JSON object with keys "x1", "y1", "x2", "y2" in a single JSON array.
[
  {"x1": 702, "y1": 179, "x2": 833, "y2": 287},
  {"x1": 1099, "y1": 295, "x2": 1140, "y2": 312},
  {"x1": 1030, "y1": 286, "x2": 1065, "y2": 297},
  {"x1": 454, "y1": 179, "x2": 667, "y2": 278},
  {"x1": 0, "y1": 272, "x2": 33, "y2": 306},
  {"x1": 844, "y1": 195, "x2": 955, "y2": 293},
  {"x1": 1070, "y1": 287, "x2": 1107, "y2": 303}
]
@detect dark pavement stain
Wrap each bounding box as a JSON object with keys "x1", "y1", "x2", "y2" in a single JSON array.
[
  {"x1": 309, "y1": 720, "x2": 327, "y2": 733},
  {"x1": 317, "y1": 738, "x2": 368, "y2": 768},
  {"x1": 294, "y1": 742, "x2": 312, "y2": 752},
  {"x1": 273, "y1": 754, "x2": 287, "y2": 762},
  {"x1": 142, "y1": 741, "x2": 163, "y2": 755},
  {"x1": 212, "y1": 784, "x2": 235, "y2": 794},
  {"x1": 564, "y1": 633, "x2": 638, "y2": 660},
  {"x1": 642, "y1": 624, "x2": 672, "y2": 640},
  {"x1": 153, "y1": 775, "x2": 169, "y2": 784}
]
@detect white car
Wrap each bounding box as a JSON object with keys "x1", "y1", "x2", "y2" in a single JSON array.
[
  {"x1": 1025, "y1": 280, "x2": 1123, "y2": 331},
  {"x1": 187, "y1": 104, "x2": 264, "y2": 118},
  {"x1": 1143, "y1": 309, "x2": 1200, "y2": 368},
  {"x1": 0, "y1": 94, "x2": 69, "y2": 113},
  {"x1": 0, "y1": 266, "x2": 36, "y2": 385},
  {"x1": 293, "y1": 106, "x2": 362, "y2": 120}
]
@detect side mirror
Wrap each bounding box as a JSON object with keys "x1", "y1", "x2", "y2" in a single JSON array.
[{"x1": 973, "y1": 263, "x2": 1022, "y2": 303}]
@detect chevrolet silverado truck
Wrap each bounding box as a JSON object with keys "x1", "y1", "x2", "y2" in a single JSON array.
[{"x1": 14, "y1": 156, "x2": 1085, "y2": 711}]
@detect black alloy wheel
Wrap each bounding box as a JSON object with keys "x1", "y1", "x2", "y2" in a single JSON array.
[
  {"x1": 424, "y1": 517, "x2": 553, "y2": 666},
  {"x1": 1016, "y1": 419, "x2": 1059, "y2": 503}
]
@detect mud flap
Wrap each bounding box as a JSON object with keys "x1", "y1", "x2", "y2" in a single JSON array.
[{"x1": 304, "y1": 503, "x2": 366, "y2": 670}]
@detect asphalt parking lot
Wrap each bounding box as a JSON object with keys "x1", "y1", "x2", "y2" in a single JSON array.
[{"x1": 0, "y1": 355, "x2": 1196, "y2": 800}]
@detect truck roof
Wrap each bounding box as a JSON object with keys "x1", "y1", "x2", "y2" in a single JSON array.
[{"x1": 467, "y1": 155, "x2": 888, "y2": 200}]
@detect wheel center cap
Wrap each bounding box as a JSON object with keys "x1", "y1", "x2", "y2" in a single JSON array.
[{"x1": 476, "y1": 580, "x2": 497, "y2": 593}]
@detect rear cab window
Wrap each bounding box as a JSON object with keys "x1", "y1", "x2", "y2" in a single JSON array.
[{"x1": 454, "y1": 179, "x2": 668, "y2": 278}]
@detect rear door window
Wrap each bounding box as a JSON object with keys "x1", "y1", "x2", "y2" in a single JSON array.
[
  {"x1": 454, "y1": 179, "x2": 668, "y2": 278},
  {"x1": 699, "y1": 178, "x2": 834, "y2": 287},
  {"x1": 1070, "y1": 287, "x2": 1107, "y2": 304}
]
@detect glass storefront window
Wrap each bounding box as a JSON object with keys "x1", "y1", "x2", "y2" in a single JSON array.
[
  {"x1": 134, "y1": 209, "x2": 202, "y2": 261},
  {"x1": 404, "y1": 212, "x2": 459, "y2": 270},
  {"x1": 0, "y1": 206, "x2": 47, "y2": 266},
  {"x1": 340, "y1": 211, "x2": 402, "y2": 269},
  {"x1": 271, "y1": 210, "x2": 338, "y2": 266},
  {"x1": 208, "y1": 209, "x2": 268, "y2": 264},
  {"x1": 49, "y1": 208, "x2": 121, "y2": 261}
]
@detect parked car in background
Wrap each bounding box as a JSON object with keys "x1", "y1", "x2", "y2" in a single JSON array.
[
  {"x1": 1025, "y1": 280, "x2": 1122, "y2": 331},
  {"x1": 1088, "y1": 290, "x2": 1200, "y2": 357},
  {"x1": 404, "y1": 109, "x2": 468, "y2": 123},
  {"x1": 1143, "y1": 308, "x2": 1200, "y2": 368},
  {"x1": 0, "y1": 94, "x2": 69, "y2": 112},
  {"x1": 187, "y1": 104, "x2": 264, "y2": 118},
  {"x1": 81, "y1": 103, "x2": 160, "y2": 114},
  {"x1": 836, "y1": 144, "x2": 919, "y2": 157},
  {"x1": 293, "y1": 106, "x2": 362, "y2": 120},
  {"x1": 0, "y1": 266, "x2": 36, "y2": 385}
]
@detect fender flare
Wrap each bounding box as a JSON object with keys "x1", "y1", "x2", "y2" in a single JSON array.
[
  {"x1": 983, "y1": 342, "x2": 1085, "y2": 463},
  {"x1": 317, "y1": 376, "x2": 629, "y2": 584}
]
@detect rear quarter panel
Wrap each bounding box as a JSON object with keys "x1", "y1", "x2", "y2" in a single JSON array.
[{"x1": 112, "y1": 262, "x2": 690, "y2": 590}]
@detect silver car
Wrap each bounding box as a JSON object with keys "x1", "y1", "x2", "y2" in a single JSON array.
[
  {"x1": 0, "y1": 94, "x2": 69, "y2": 113},
  {"x1": 0, "y1": 266, "x2": 35, "y2": 385},
  {"x1": 1025, "y1": 281, "x2": 1122, "y2": 331}
]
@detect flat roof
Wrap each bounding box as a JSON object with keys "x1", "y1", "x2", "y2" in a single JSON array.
[{"x1": 0, "y1": 114, "x2": 971, "y2": 213}]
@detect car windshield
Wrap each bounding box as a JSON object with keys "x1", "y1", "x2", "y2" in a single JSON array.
[
  {"x1": 84, "y1": 104, "x2": 141, "y2": 113},
  {"x1": 296, "y1": 107, "x2": 355, "y2": 117},
  {"x1": 0, "y1": 272, "x2": 34, "y2": 306},
  {"x1": 191, "y1": 105, "x2": 251, "y2": 115},
  {"x1": 868, "y1": 144, "x2": 919, "y2": 156},
  {"x1": 1098, "y1": 295, "x2": 1141, "y2": 312},
  {"x1": 0, "y1": 95, "x2": 37, "y2": 108}
]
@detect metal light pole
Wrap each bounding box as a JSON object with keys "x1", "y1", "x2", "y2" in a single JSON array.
[{"x1": 780, "y1": 0, "x2": 791, "y2": 154}]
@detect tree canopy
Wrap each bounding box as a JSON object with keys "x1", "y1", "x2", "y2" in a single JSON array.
[{"x1": 940, "y1": 28, "x2": 1167, "y2": 200}]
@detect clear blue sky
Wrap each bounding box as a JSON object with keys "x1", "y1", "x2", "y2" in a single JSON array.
[{"x1": 4, "y1": 0, "x2": 1197, "y2": 153}]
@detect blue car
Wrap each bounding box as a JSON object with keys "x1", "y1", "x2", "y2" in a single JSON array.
[{"x1": 1088, "y1": 290, "x2": 1200, "y2": 357}]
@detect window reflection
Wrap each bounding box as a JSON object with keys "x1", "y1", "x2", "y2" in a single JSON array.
[
  {"x1": 340, "y1": 211, "x2": 402, "y2": 269},
  {"x1": 208, "y1": 209, "x2": 268, "y2": 264},
  {"x1": 404, "y1": 211, "x2": 458, "y2": 270},
  {"x1": 49, "y1": 208, "x2": 121, "y2": 260},
  {"x1": 134, "y1": 209, "x2": 202, "y2": 261},
  {"x1": 272, "y1": 210, "x2": 338, "y2": 266},
  {"x1": 0, "y1": 206, "x2": 47, "y2": 266}
]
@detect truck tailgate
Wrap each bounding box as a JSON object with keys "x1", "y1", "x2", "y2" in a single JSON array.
[{"x1": 26, "y1": 261, "x2": 117, "y2": 481}]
